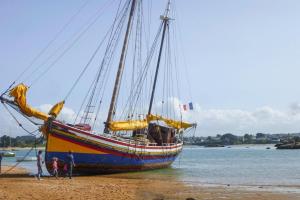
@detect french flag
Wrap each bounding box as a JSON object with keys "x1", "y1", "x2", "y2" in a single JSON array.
[
  {"x1": 182, "y1": 102, "x2": 193, "y2": 111},
  {"x1": 189, "y1": 102, "x2": 193, "y2": 110}
]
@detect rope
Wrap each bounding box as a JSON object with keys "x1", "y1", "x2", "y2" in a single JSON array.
[
  {"x1": 2, "y1": 103, "x2": 40, "y2": 137},
  {"x1": 63, "y1": 26, "x2": 109, "y2": 101},
  {"x1": 28, "y1": 0, "x2": 114, "y2": 88},
  {"x1": 0, "y1": 81, "x2": 15, "y2": 97},
  {"x1": 76, "y1": 0, "x2": 130, "y2": 126},
  {"x1": 1, "y1": 146, "x2": 35, "y2": 175},
  {"x1": 14, "y1": 0, "x2": 90, "y2": 84},
  {"x1": 0, "y1": 137, "x2": 43, "y2": 176},
  {"x1": 64, "y1": 0, "x2": 124, "y2": 101},
  {"x1": 1, "y1": 101, "x2": 43, "y2": 175}
]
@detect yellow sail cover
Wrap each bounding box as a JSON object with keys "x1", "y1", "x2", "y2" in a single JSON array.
[
  {"x1": 108, "y1": 114, "x2": 194, "y2": 131},
  {"x1": 49, "y1": 101, "x2": 65, "y2": 117},
  {"x1": 109, "y1": 119, "x2": 148, "y2": 131},
  {"x1": 147, "y1": 114, "x2": 194, "y2": 130},
  {"x1": 9, "y1": 83, "x2": 64, "y2": 121}
]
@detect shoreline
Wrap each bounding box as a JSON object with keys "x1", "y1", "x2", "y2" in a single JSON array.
[
  {"x1": 0, "y1": 166, "x2": 299, "y2": 200},
  {"x1": 0, "y1": 147, "x2": 45, "y2": 151}
]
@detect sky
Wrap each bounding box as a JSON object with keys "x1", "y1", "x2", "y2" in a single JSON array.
[{"x1": 1, "y1": 0, "x2": 300, "y2": 136}]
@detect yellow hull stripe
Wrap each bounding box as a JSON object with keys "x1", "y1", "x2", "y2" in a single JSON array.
[{"x1": 47, "y1": 133, "x2": 107, "y2": 154}]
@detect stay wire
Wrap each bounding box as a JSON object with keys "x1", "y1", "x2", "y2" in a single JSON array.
[
  {"x1": 0, "y1": 102, "x2": 43, "y2": 175},
  {"x1": 14, "y1": 0, "x2": 90, "y2": 84},
  {"x1": 28, "y1": 0, "x2": 114, "y2": 88},
  {"x1": 2, "y1": 103, "x2": 40, "y2": 137},
  {"x1": 92, "y1": 1, "x2": 131, "y2": 129},
  {"x1": 120, "y1": 21, "x2": 163, "y2": 119},
  {"x1": 0, "y1": 137, "x2": 43, "y2": 176},
  {"x1": 80, "y1": 0, "x2": 125, "y2": 125},
  {"x1": 63, "y1": 12, "x2": 119, "y2": 101}
]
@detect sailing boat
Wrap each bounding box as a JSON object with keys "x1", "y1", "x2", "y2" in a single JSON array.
[{"x1": 0, "y1": 0, "x2": 196, "y2": 174}]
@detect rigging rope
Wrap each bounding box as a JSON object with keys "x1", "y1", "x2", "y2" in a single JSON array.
[
  {"x1": 63, "y1": 21, "x2": 113, "y2": 101},
  {"x1": 2, "y1": 103, "x2": 40, "y2": 137},
  {"x1": 1, "y1": 146, "x2": 34, "y2": 175},
  {"x1": 173, "y1": 3, "x2": 194, "y2": 101},
  {"x1": 13, "y1": 0, "x2": 90, "y2": 85},
  {"x1": 1, "y1": 103, "x2": 42, "y2": 176},
  {"x1": 66, "y1": 0, "x2": 129, "y2": 105},
  {"x1": 27, "y1": 0, "x2": 114, "y2": 88},
  {"x1": 74, "y1": 0, "x2": 130, "y2": 128},
  {"x1": 80, "y1": 0, "x2": 125, "y2": 125},
  {"x1": 0, "y1": 137, "x2": 43, "y2": 176},
  {"x1": 119, "y1": 21, "x2": 163, "y2": 119}
]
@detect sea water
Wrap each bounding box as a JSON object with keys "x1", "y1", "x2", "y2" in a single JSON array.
[
  {"x1": 2, "y1": 145, "x2": 300, "y2": 188},
  {"x1": 172, "y1": 145, "x2": 300, "y2": 186},
  {"x1": 2, "y1": 149, "x2": 48, "y2": 176}
]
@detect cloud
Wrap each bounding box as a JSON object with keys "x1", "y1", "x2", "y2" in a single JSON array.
[
  {"x1": 38, "y1": 104, "x2": 76, "y2": 123},
  {"x1": 2, "y1": 99, "x2": 300, "y2": 137},
  {"x1": 183, "y1": 104, "x2": 300, "y2": 136},
  {"x1": 150, "y1": 98, "x2": 300, "y2": 136}
]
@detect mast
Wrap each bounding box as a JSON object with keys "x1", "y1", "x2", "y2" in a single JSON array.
[
  {"x1": 105, "y1": 0, "x2": 137, "y2": 131},
  {"x1": 148, "y1": 0, "x2": 171, "y2": 115}
]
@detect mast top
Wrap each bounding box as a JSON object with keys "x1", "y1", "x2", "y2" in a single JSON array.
[
  {"x1": 160, "y1": 0, "x2": 172, "y2": 21},
  {"x1": 147, "y1": 0, "x2": 173, "y2": 115}
]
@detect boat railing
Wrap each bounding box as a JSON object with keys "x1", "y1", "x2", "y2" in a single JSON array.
[
  {"x1": 108, "y1": 135, "x2": 148, "y2": 146},
  {"x1": 162, "y1": 143, "x2": 176, "y2": 146}
]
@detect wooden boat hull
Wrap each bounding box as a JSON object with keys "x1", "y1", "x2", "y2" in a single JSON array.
[{"x1": 45, "y1": 120, "x2": 182, "y2": 174}]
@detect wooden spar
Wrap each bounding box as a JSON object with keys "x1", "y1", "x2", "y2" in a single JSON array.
[
  {"x1": 148, "y1": 0, "x2": 171, "y2": 115},
  {"x1": 105, "y1": 0, "x2": 137, "y2": 132}
]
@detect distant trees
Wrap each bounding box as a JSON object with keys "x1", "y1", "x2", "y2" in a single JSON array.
[
  {"x1": 244, "y1": 134, "x2": 253, "y2": 144},
  {"x1": 256, "y1": 133, "x2": 266, "y2": 138},
  {"x1": 0, "y1": 135, "x2": 44, "y2": 147},
  {"x1": 183, "y1": 133, "x2": 300, "y2": 146},
  {"x1": 220, "y1": 133, "x2": 236, "y2": 145},
  {"x1": 255, "y1": 133, "x2": 267, "y2": 144},
  {"x1": 220, "y1": 133, "x2": 244, "y2": 145}
]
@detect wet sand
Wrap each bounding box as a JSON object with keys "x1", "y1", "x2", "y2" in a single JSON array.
[{"x1": 0, "y1": 166, "x2": 299, "y2": 200}]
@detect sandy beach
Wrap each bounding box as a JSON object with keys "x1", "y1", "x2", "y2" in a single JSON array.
[{"x1": 0, "y1": 166, "x2": 299, "y2": 200}]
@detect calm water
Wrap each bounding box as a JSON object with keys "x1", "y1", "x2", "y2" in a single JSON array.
[
  {"x1": 2, "y1": 145, "x2": 300, "y2": 188},
  {"x1": 173, "y1": 145, "x2": 300, "y2": 187},
  {"x1": 2, "y1": 149, "x2": 48, "y2": 176}
]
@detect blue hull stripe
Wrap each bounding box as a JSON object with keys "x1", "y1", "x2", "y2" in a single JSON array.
[{"x1": 46, "y1": 152, "x2": 177, "y2": 167}]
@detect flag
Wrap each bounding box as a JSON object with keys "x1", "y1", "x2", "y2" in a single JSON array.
[
  {"x1": 189, "y1": 102, "x2": 193, "y2": 110},
  {"x1": 183, "y1": 104, "x2": 187, "y2": 111}
]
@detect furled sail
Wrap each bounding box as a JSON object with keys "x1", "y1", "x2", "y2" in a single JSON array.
[
  {"x1": 147, "y1": 114, "x2": 194, "y2": 130},
  {"x1": 108, "y1": 114, "x2": 194, "y2": 131},
  {"x1": 48, "y1": 101, "x2": 65, "y2": 118},
  {"x1": 108, "y1": 119, "x2": 148, "y2": 131},
  {"x1": 9, "y1": 83, "x2": 64, "y2": 121}
]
